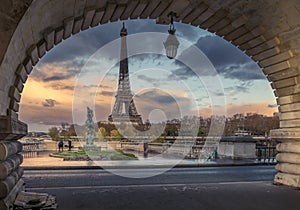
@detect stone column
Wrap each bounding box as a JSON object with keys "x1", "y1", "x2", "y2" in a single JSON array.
[
  {"x1": 271, "y1": 128, "x2": 300, "y2": 188},
  {"x1": 0, "y1": 113, "x2": 27, "y2": 210}
]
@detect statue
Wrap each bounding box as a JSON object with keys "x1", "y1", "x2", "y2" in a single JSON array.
[{"x1": 84, "y1": 107, "x2": 96, "y2": 149}]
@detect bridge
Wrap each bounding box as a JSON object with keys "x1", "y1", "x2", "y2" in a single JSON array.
[{"x1": 0, "y1": 0, "x2": 300, "y2": 209}]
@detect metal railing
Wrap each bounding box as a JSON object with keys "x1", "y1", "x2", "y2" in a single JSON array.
[
  {"x1": 21, "y1": 142, "x2": 43, "y2": 158},
  {"x1": 256, "y1": 145, "x2": 277, "y2": 164}
]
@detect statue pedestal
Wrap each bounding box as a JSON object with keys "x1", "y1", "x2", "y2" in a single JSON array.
[{"x1": 83, "y1": 144, "x2": 98, "y2": 151}]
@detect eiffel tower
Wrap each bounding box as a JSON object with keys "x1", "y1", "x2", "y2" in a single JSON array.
[{"x1": 108, "y1": 23, "x2": 143, "y2": 124}]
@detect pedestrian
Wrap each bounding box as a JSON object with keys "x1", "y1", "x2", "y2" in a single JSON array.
[
  {"x1": 68, "y1": 140, "x2": 72, "y2": 151},
  {"x1": 58, "y1": 140, "x2": 64, "y2": 152}
]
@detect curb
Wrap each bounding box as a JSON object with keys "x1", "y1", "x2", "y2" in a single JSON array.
[{"x1": 22, "y1": 162, "x2": 276, "y2": 170}]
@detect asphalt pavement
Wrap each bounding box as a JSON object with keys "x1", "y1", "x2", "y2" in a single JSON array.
[{"x1": 23, "y1": 166, "x2": 300, "y2": 210}]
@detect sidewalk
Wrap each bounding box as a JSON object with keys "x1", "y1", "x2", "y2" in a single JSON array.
[{"x1": 22, "y1": 151, "x2": 275, "y2": 170}]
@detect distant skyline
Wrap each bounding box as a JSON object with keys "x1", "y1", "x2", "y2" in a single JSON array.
[{"x1": 19, "y1": 19, "x2": 278, "y2": 132}]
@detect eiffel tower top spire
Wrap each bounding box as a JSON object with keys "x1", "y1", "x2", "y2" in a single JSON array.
[
  {"x1": 108, "y1": 22, "x2": 142, "y2": 125},
  {"x1": 120, "y1": 22, "x2": 127, "y2": 37}
]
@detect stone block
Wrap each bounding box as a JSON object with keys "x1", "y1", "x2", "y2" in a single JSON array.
[
  {"x1": 276, "y1": 162, "x2": 300, "y2": 175},
  {"x1": 54, "y1": 27, "x2": 64, "y2": 45},
  {"x1": 8, "y1": 86, "x2": 21, "y2": 103},
  {"x1": 262, "y1": 60, "x2": 290, "y2": 75},
  {"x1": 43, "y1": 28, "x2": 55, "y2": 51},
  {"x1": 192, "y1": 8, "x2": 214, "y2": 26},
  {"x1": 216, "y1": 23, "x2": 236, "y2": 37},
  {"x1": 121, "y1": 0, "x2": 139, "y2": 20},
  {"x1": 37, "y1": 39, "x2": 47, "y2": 58},
  {"x1": 101, "y1": 3, "x2": 117, "y2": 24},
  {"x1": 252, "y1": 47, "x2": 280, "y2": 61},
  {"x1": 288, "y1": 56, "x2": 300, "y2": 67},
  {"x1": 279, "y1": 102, "x2": 300, "y2": 113},
  {"x1": 149, "y1": 0, "x2": 171, "y2": 19},
  {"x1": 0, "y1": 116, "x2": 27, "y2": 140},
  {"x1": 9, "y1": 100, "x2": 19, "y2": 113},
  {"x1": 0, "y1": 154, "x2": 23, "y2": 180},
  {"x1": 279, "y1": 111, "x2": 300, "y2": 121},
  {"x1": 176, "y1": 3, "x2": 193, "y2": 20},
  {"x1": 225, "y1": 26, "x2": 248, "y2": 41},
  {"x1": 276, "y1": 93, "x2": 300, "y2": 105},
  {"x1": 259, "y1": 51, "x2": 293, "y2": 68},
  {"x1": 12, "y1": 78, "x2": 23, "y2": 97},
  {"x1": 139, "y1": 0, "x2": 158, "y2": 19},
  {"x1": 0, "y1": 179, "x2": 24, "y2": 210},
  {"x1": 271, "y1": 76, "x2": 300, "y2": 89},
  {"x1": 26, "y1": 45, "x2": 39, "y2": 66},
  {"x1": 280, "y1": 119, "x2": 300, "y2": 128},
  {"x1": 275, "y1": 84, "x2": 300, "y2": 97},
  {"x1": 6, "y1": 110, "x2": 18, "y2": 120},
  {"x1": 231, "y1": 15, "x2": 248, "y2": 28},
  {"x1": 91, "y1": 8, "x2": 105, "y2": 27},
  {"x1": 72, "y1": 17, "x2": 83, "y2": 34},
  {"x1": 111, "y1": 5, "x2": 126, "y2": 22},
  {"x1": 131, "y1": 1, "x2": 147, "y2": 19},
  {"x1": 0, "y1": 141, "x2": 22, "y2": 161},
  {"x1": 0, "y1": 174, "x2": 17, "y2": 199},
  {"x1": 209, "y1": 17, "x2": 230, "y2": 33},
  {"x1": 22, "y1": 57, "x2": 33, "y2": 75},
  {"x1": 82, "y1": 8, "x2": 96, "y2": 30},
  {"x1": 274, "y1": 172, "x2": 300, "y2": 188},
  {"x1": 246, "y1": 37, "x2": 280, "y2": 56},
  {"x1": 276, "y1": 153, "x2": 300, "y2": 164},
  {"x1": 240, "y1": 35, "x2": 266, "y2": 51},
  {"x1": 271, "y1": 128, "x2": 300, "y2": 141},
  {"x1": 15, "y1": 65, "x2": 27, "y2": 84},
  {"x1": 201, "y1": 9, "x2": 228, "y2": 29},
  {"x1": 63, "y1": 17, "x2": 74, "y2": 39}
]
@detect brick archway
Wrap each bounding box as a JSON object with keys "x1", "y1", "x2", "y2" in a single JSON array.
[{"x1": 0, "y1": 0, "x2": 299, "y2": 208}]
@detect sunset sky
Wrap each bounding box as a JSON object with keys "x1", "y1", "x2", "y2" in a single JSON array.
[{"x1": 19, "y1": 19, "x2": 278, "y2": 132}]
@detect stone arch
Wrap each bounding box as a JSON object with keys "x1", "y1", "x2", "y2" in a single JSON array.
[{"x1": 0, "y1": 1, "x2": 300, "y2": 207}]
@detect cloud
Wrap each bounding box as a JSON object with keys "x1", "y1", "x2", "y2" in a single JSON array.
[
  {"x1": 225, "y1": 81, "x2": 254, "y2": 95},
  {"x1": 268, "y1": 104, "x2": 278, "y2": 108},
  {"x1": 32, "y1": 61, "x2": 81, "y2": 83},
  {"x1": 42, "y1": 99, "x2": 57, "y2": 107},
  {"x1": 220, "y1": 62, "x2": 265, "y2": 81},
  {"x1": 170, "y1": 66, "x2": 198, "y2": 80},
  {"x1": 136, "y1": 90, "x2": 177, "y2": 105},
  {"x1": 136, "y1": 75, "x2": 158, "y2": 83},
  {"x1": 101, "y1": 90, "x2": 115, "y2": 96},
  {"x1": 174, "y1": 35, "x2": 265, "y2": 81}
]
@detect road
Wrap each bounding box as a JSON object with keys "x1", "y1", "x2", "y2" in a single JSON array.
[{"x1": 23, "y1": 166, "x2": 300, "y2": 210}]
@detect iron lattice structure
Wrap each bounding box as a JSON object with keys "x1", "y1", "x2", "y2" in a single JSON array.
[{"x1": 108, "y1": 23, "x2": 143, "y2": 125}]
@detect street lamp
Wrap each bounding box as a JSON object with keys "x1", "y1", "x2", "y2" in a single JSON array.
[{"x1": 164, "y1": 12, "x2": 179, "y2": 59}]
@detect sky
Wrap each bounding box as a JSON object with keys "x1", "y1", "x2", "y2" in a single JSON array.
[{"x1": 19, "y1": 19, "x2": 278, "y2": 132}]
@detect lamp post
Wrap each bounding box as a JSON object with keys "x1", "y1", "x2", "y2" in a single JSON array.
[{"x1": 164, "y1": 12, "x2": 179, "y2": 59}]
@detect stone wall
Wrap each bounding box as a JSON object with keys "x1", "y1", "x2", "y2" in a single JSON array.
[{"x1": 0, "y1": 114, "x2": 27, "y2": 209}]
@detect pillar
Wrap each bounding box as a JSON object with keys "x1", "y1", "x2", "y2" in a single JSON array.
[
  {"x1": 271, "y1": 128, "x2": 300, "y2": 188},
  {"x1": 0, "y1": 112, "x2": 27, "y2": 209}
]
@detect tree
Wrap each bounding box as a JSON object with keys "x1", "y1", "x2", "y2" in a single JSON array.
[
  {"x1": 110, "y1": 129, "x2": 121, "y2": 141},
  {"x1": 48, "y1": 127, "x2": 60, "y2": 141},
  {"x1": 97, "y1": 127, "x2": 107, "y2": 140}
]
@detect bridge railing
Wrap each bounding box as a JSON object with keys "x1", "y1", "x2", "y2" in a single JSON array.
[
  {"x1": 21, "y1": 142, "x2": 44, "y2": 158},
  {"x1": 256, "y1": 145, "x2": 277, "y2": 163}
]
